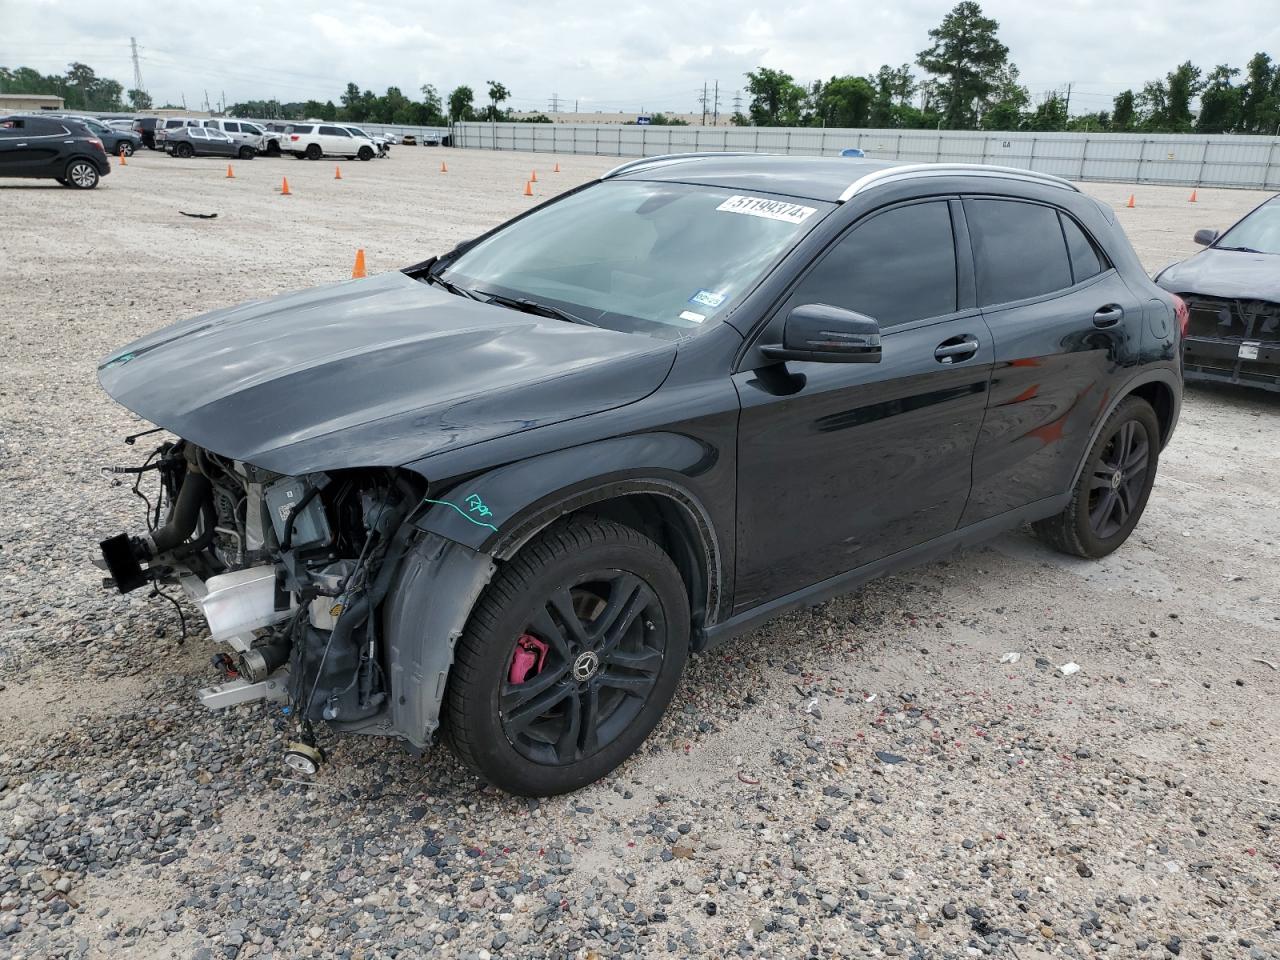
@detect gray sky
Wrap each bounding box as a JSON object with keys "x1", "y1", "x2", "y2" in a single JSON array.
[{"x1": 2, "y1": 0, "x2": 1276, "y2": 115}]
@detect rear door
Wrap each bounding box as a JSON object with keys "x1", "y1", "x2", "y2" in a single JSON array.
[
  {"x1": 732, "y1": 198, "x2": 995, "y2": 610},
  {"x1": 0, "y1": 118, "x2": 66, "y2": 175},
  {"x1": 960, "y1": 197, "x2": 1144, "y2": 524},
  {"x1": 319, "y1": 125, "x2": 351, "y2": 154}
]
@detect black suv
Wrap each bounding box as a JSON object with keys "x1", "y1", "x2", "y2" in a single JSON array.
[
  {"x1": 0, "y1": 115, "x2": 111, "y2": 189},
  {"x1": 96, "y1": 155, "x2": 1181, "y2": 795}
]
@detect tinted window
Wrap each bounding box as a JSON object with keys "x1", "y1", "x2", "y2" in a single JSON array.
[
  {"x1": 785, "y1": 201, "x2": 957, "y2": 327},
  {"x1": 222, "y1": 122, "x2": 239, "y2": 132},
  {"x1": 967, "y1": 199, "x2": 1072, "y2": 305},
  {"x1": 319, "y1": 125, "x2": 349, "y2": 137},
  {"x1": 240, "y1": 123, "x2": 260, "y2": 134},
  {"x1": 1060, "y1": 213, "x2": 1105, "y2": 282},
  {"x1": 189, "y1": 128, "x2": 206, "y2": 139}
]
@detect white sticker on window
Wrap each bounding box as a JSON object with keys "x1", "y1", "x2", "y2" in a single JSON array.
[
  {"x1": 678, "y1": 310, "x2": 706, "y2": 324},
  {"x1": 716, "y1": 195, "x2": 817, "y2": 224}
]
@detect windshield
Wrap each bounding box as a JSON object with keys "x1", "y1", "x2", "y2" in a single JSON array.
[
  {"x1": 1217, "y1": 200, "x2": 1280, "y2": 254},
  {"x1": 440, "y1": 180, "x2": 831, "y2": 339}
]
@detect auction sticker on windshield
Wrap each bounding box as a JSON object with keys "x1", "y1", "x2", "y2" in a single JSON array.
[{"x1": 716, "y1": 195, "x2": 817, "y2": 224}]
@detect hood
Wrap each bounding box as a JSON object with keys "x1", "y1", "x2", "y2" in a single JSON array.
[
  {"x1": 99, "y1": 271, "x2": 677, "y2": 476},
  {"x1": 1155, "y1": 248, "x2": 1280, "y2": 301}
]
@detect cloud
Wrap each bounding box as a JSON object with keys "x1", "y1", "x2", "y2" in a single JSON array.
[{"x1": 1, "y1": 0, "x2": 1274, "y2": 113}]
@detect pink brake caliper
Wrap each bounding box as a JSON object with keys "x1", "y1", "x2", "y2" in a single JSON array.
[{"x1": 508, "y1": 633, "x2": 549, "y2": 685}]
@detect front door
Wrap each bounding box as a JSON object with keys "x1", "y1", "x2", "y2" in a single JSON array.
[{"x1": 732, "y1": 199, "x2": 994, "y2": 612}]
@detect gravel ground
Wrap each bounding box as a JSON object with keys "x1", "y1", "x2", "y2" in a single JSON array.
[{"x1": 1, "y1": 148, "x2": 1277, "y2": 960}]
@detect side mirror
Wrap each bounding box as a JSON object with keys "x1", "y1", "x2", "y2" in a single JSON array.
[
  {"x1": 761, "y1": 303, "x2": 882, "y2": 363},
  {"x1": 1193, "y1": 228, "x2": 1218, "y2": 246}
]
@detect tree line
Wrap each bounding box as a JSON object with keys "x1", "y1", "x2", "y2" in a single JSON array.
[
  {"x1": 736, "y1": 2, "x2": 1280, "y2": 135},
  {"x1": 6, "y1": 7, "x2": 1279, "y2": 136}
]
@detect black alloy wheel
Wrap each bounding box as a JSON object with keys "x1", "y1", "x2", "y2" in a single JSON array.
[
  {"x1": 500, "y1": 570, "x2": 666, "y2": 765},
  {"x1": 445, "y1": 519, "x2": 689, "y2": 796},
  {"x1": 1033, "y1": 396, "x2": 1159, "y2": 558},
  {"x1": 305, "y1": 143, "x2": 322, "y2": 160}
]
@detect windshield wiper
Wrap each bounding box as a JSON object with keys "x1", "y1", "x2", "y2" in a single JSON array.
[
  {"x1": 1216, "y1": 245, "x2": 1264, "y2": 253},
  {"x1": 475, "y1": 290, "x2": 598, "y2": 327},
  {"x1": 424, "y1": 271, "x2": 482, "y2": 301}
]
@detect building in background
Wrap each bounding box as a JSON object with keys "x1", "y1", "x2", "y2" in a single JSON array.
[{"x1": 0, "y1": 93, "x2": 65, "y2": 112}]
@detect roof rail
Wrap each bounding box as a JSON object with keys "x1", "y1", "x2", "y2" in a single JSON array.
[
  {"x1": 839, "y1": 163, "x2": 1079, "y2": 202},
  {"x1": 601, "y1": 152, "x2": 758, "y2": 180}
]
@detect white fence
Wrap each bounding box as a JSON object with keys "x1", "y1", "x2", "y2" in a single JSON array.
[{"x1": 453, "y1": 122, "x2": 1280, "y2": 190}]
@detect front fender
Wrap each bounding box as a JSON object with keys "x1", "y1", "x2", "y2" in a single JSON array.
[{"x1": 412, "y1": 432, "x2": 726, "y2": 622}]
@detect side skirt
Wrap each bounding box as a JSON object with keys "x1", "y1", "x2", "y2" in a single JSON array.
[{"x1": 695, "y1": 493, "x2": 1068, "y2": 651}]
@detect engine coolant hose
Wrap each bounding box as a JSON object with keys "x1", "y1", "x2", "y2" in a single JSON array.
[{"x1": 147, "y1": 471, "x2": 213, "y2": 557}]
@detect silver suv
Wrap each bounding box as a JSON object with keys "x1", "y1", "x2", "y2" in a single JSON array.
[{"x1": 202, "y1": 119, "x2": 268, "y2": 154}]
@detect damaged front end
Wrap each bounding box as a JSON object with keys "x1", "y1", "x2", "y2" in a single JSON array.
[{"x1": 98, "y1": 437, "x2": 424, "y2": 772}]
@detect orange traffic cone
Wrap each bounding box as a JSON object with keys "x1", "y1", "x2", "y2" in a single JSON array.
[
  {"x1": 441, "y1": 161, "x2": 447, "y2": 173},
  {"x1": 352, "y1": 249, "x2": 366, "y2": 279},
  {"x1": 280, "y1": 177, "x2": 291, "y2": 196},
  {"x1": 335, "y1": 165, "x2": 343, "y2": 180},
  {"x1": 1189, "y1": 189, "x2": 1197, "y2": 203},
  {"x1": 553, "y1": 162, "x2": 560, "y2": 173},
  {"x1": 1125, "y1": 194, "x2": 1135, "y2": 208},
  {"x1": 523, "y1": 180, "x2": 533, "y2": 197},
  {"x1": 530, "y1": 169, "x2": 537, "y2": 183},
  {"x1": 119, "y1": 149, "x2": 127, "y2": 166},
  {"x1": 226, "y1": 164, "x2": 234, "y2": 179}
]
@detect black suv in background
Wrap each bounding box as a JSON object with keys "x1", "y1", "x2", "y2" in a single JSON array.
[
  {"x1": 133, "y1": 116, "x2": 162, "y2": 150},
  {"x1": 0, "y1": 115, "x2": 111, "y2": 188},
  {"x1": 96, "y1": 156, "x2": 1181, "y2": 795}
]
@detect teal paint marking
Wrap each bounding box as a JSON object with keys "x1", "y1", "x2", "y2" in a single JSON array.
[{"x1": 422, "y1": 496, "x2": 499, "y2": 533}]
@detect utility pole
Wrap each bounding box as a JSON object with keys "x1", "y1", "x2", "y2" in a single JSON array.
[
  {"x1": 220, "y1": 90, "x2": 226, "y2": 115},
  {"x1": 732, "y1": 90, "x2": 743, "y2": 119},
  {"x1": 130, "y1": 37, "x2": 145, "y2": 94},
  {"x1": 699, "y1": 82, "x2": 708, "y2": 125},
  {"x1": 712, "y1": 80, "x2": 719, "y2": 126},
  {"x1": 1063, "y1": 81, "x2": 1072, "y2": 119},
  {"x1": 548, "y1": 92, "x2": 563, "y2": 114}
]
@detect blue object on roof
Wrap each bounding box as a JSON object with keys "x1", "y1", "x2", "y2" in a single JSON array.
[{"x1": 840, "y1": 147, "x2": 866, "y2": 158}]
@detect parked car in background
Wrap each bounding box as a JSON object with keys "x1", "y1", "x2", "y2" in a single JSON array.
[
  {"x1": 0, "y1": 114, "x2": 111, "y2": 188},
  {"x1": 283, "y1": 123, "x2": 377, "y2": 160},
  {"x1": 401, "y1": 133, "x2": 416, "y2": 146},
  {"x1": 154, "y1": 117, "x2": 203, "y2": 148},
  {"x1": 133, "y1": 117, "x2": 163, "y2": 150},
  {"x1": 164, "y1": 126, "x2": 254, "y2": 159},
  {"x1": 1156, "y1": 193, "x2": 1280, "y2": 392},
  {"x1": 382, "y1": 133, "x2": 400, "y2": 145},
  {"x1": 56, "y1": 115, "x2": 142, "y2": 156},
  {"x1": 339, "y1": 125, "x2": 388, "y2": 156},
  {"x1": 201, "y1": 119, "x2": 269, "y2": 155},
  {"x1": 104, "y1": 118, "x2": 136, "y2": 131},
  {"x1": 94, "y1": 156, "x2": 1181, "y2": 796}
]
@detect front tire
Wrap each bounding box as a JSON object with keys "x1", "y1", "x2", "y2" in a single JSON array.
[
  {"x1": 445, "y1": 519, "x2": 690, "y2": 796},
  {"x1": 358, "y1": 145, "x2": 374, "y2": 161},
  {"x1": 1033, "y1": 396, "x2": 1160, "y2": 558},
  {"x1": 65, "y1": 159, "x2": 100, "y2": 189},
  {"x1": 305, "y1": 143, "x2": 322, "y2": 160}
]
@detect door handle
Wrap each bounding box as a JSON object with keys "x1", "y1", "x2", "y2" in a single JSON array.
[
  {"x1": 934, "y1": 335, "x2": 980, "y2": 363},
  {"x1": 1093, "y1": 305, "x2": 1124, "y2": 328}
]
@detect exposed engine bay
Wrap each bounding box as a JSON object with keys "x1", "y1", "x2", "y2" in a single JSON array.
[{"x1": 99, "y1": 435, "x2": 426, "y2": 774}]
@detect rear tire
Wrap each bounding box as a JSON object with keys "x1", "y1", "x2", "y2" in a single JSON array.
[
  {"x1": 1033, "y1": 396, "x2": 1160, "y2": 559},
  {"x1": 238, "y1": 146, "x2": 254, "y2": 160},
  {"x1": 175, "y1": 142, "x2": 194, "y2": 159},
  {"x1": 445, "y1": 519, "x2": 690, "y2": 796},
  {"x1": 119, "y1": 143, "x2": 134, "y2": 157},
  {"x1": 305, "y1": 143, "x2": 322, "y2": 160},
  {"x1": 64, "y1": 159, "x2": 99, "y2": 189}
]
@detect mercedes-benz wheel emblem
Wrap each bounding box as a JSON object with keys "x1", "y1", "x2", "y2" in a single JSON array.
[{"x1": 572, "y1": 650, "x2": 600, "y2": 682}]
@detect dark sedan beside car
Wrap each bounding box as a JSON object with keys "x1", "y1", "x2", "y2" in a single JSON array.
[
  {"x1": 164, "y1": 126, "x2": 256, "y2": 160},
  {"x1": 1156, "y1": 194, "x2": 1280, "y2": 392}
]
